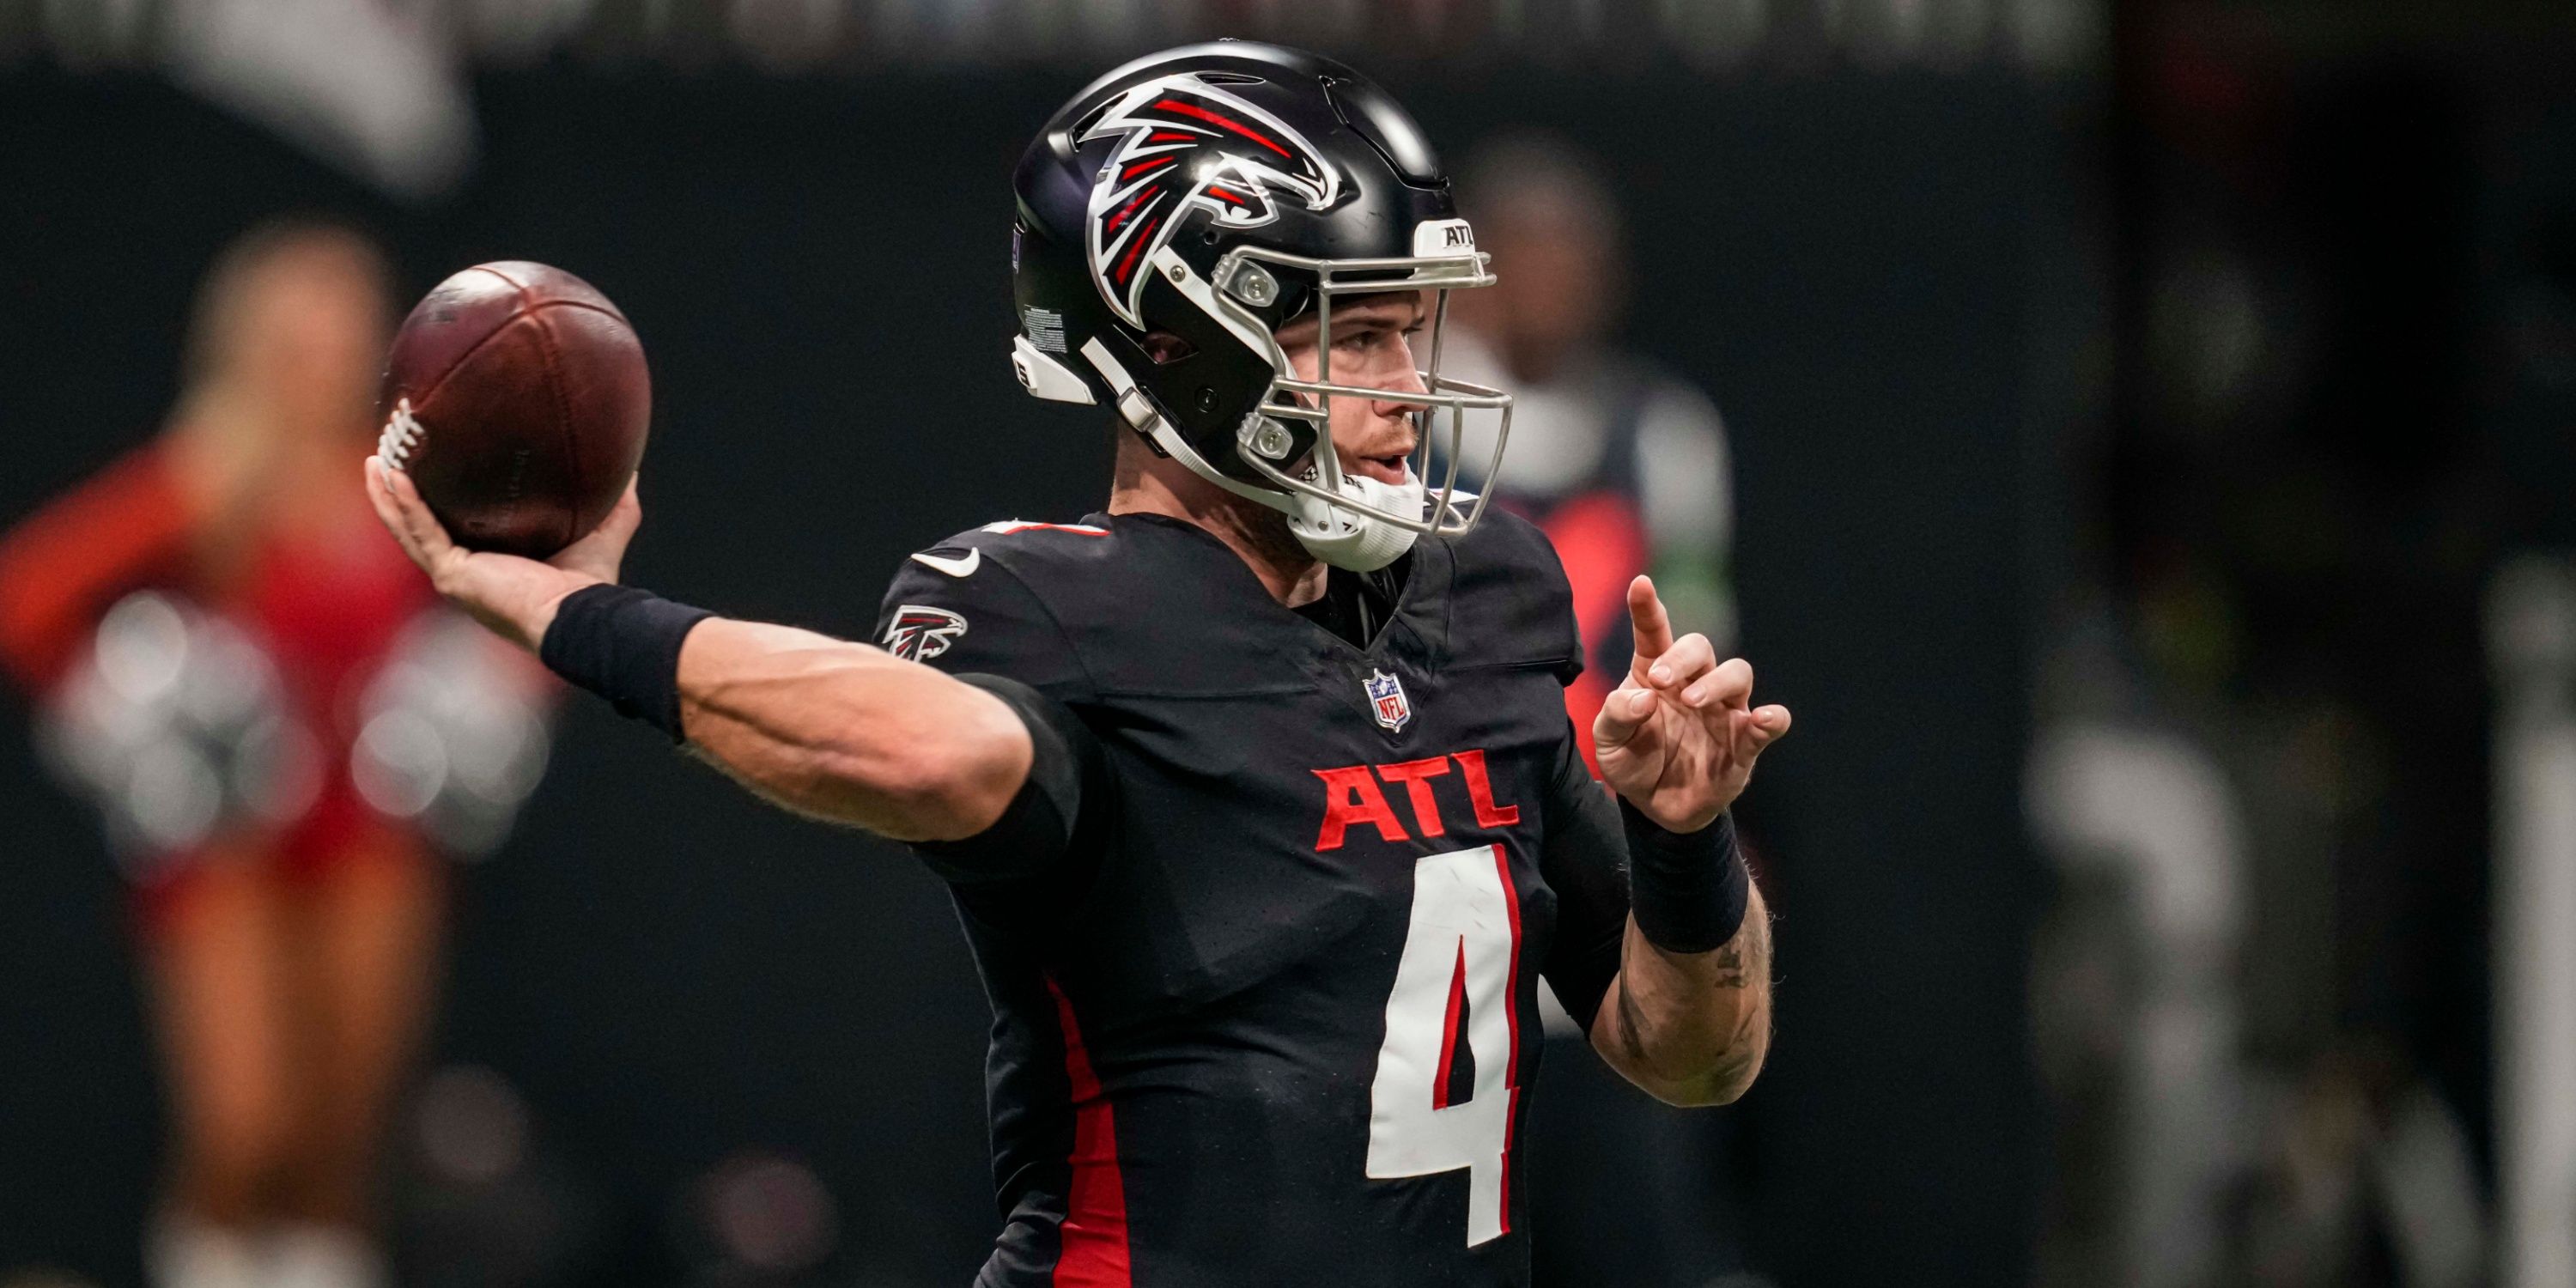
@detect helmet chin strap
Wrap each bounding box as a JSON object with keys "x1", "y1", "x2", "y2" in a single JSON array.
[
  {"x1": 1145, "y1": 410, "x2": 1420, "y2": 574},
  {"x1": 1282, "y1": 467, "x2": 1421, "y2": 574},
  {"x1": 1083, "y1": 337, "x2": 1421, "y2": 574}
]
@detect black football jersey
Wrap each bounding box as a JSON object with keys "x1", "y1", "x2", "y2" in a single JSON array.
[{"x1": 871, "y1": 510, "x2": 1634, "y2": 1288}]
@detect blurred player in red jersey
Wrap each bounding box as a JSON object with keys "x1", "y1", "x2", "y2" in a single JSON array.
[
  {"x1": 1446, "y1": 133, "x2": 1736, "y2": 775},
  {"x1": 1444, "y1": 135, "x2": 1756, "y2": 1286},
  {"x1": 0, "y1": 223, "x2": 549, "y2": 1288}
]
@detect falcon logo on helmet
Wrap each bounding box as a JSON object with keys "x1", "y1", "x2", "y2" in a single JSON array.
[{"x1": 1079, "y1": 75, "x2": 1342, "y2": 328}]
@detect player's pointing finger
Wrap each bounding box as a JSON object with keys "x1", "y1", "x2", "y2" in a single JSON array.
[{"x1": 1627, "y1": 574, "x2": 1674, "y2": 661}]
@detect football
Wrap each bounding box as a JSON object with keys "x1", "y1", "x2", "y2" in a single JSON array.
[{"x1": 377, "y1": 262, "x2": 650, "y2": 559}]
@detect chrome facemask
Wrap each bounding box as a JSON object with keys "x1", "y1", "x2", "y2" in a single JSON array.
[
  {"x1": 1072, "y1": 222, "x2": 1515, "y2": 572},
  {"x1": 1208, "y1": 232, "x2": 1515, "y2": 542}
]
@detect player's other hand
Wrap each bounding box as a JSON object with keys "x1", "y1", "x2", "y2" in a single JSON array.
[
  {"x1": 1593, "y1": 575, "x2": 1792, "y2": 833},
  {"x1": 363, "y1": 455, "x2": 641, "y2": 653}
]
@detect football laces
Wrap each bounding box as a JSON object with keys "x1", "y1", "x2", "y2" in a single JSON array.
[{"x1": 377, "y1": 398, "x2": 426, "y2": 471}]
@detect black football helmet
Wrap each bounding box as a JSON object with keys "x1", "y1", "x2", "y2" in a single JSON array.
[{"x1": 1008, "y1": 40, "x2": 1512, "y2": 571}]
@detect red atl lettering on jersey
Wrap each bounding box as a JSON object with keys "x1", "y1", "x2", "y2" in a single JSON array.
[
  {"x1": 1313, "y1": 766, "x2": 1408, "y2": 851},
  {"x1": 1312, "y1": 750, "x2": 1522, "y2": 851},
  {"x1": 1373, "y1": 756, "x2": 1453, "y2": 838},
  {"x1": 1453, "y1": 750, "x2": 1521, "y2": 829}
]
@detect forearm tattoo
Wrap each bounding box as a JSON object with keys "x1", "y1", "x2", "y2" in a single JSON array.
[{"x1": 1710, "y1": 945, "x2": 1748, "y2": 990}]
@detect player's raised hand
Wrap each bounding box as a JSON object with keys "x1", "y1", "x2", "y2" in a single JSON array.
[
  {"x1": 364, "y1": 455, "x2": 641, "y2": 653},
  {"x1": 1593, "y1": 574, "x2": 1791, "y2": 832}
]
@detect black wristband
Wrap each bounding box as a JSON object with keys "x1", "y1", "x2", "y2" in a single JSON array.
[
  {"x1": 538, "y1": 584, "x2": 714, "y2": 743},
  {"x1": 1619, "y1": 799, "x2": 1751, "y2": 954}
]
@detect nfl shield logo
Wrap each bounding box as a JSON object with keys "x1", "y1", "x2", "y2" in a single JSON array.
[{"x1": 1364, "y1": 668, "x2": 1412, "y2": 732}]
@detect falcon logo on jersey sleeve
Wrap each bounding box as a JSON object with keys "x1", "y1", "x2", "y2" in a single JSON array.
[
  {"x1": 883, "y1": 605, "x2": 969, "y2": 663},
  {"x1": 1078, "y1": 73, "x2": 1342, "y2": 327},
  {"x1": 1364, "y1": 668, "x2": 1413, "y2": 732}
]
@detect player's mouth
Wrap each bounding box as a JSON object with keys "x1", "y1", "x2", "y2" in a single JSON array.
[{"x1": 1344, "y1": 445, "x2": 1415, "y2": 488}]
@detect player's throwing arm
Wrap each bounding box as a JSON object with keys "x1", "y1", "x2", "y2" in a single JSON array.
[
  {"x1": 365, "y1": 455, "x2": 1031, "y2": 841},
  {"x1": 360, "y1": 264, "x2": 1033, "y2": 843}
]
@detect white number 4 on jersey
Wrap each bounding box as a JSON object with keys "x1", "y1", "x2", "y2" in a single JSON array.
[{"x1": 1366, "y1": 842, "x2": 1522, "y2": 1246}]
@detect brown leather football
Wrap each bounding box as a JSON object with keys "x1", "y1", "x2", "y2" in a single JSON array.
[{"x1": 378, "y1": 262, "x2": 650, "y2": 558}]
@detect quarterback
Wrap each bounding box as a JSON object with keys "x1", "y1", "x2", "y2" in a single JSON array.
[{"x1": 365, "y1": 41, "x2": 1789, "y2": 1286}]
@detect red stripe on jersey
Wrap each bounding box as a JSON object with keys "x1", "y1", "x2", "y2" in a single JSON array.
[
  {"x1": 1047, "y1": 977, "x2": 1132, "y2": 1287},
  {"x1": 1491, "y1": 843, "x2": 1525, "y2": 1232},
  {"x1": 1150, "y1": 99, "x2": 1295, "y2": 158},
  {"x1": 1431, "y1": 939, "x2": 1468, "y2": 1109}
]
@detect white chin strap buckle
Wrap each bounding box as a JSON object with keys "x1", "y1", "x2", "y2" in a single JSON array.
[{"x1": 1289, "y1": 471, "x2": 1422, "y2": 574}]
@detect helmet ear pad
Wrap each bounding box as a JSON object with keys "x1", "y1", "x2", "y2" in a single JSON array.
[{"x1": 1122, "y1": 265, "x2": 1318, "y2": 485}]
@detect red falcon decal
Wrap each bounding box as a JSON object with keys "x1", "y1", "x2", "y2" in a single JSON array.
[
  {"x1": 1078, "y1": 74, "x2": 1342, "y2": 327},
  {"x1": 882, "y1": 605, "x2": 969, "y2": 663}
]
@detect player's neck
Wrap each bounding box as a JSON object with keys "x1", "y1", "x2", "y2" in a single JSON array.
[{"x1": 1109, "y1": 461, "x2": 1328, "y2": 608}]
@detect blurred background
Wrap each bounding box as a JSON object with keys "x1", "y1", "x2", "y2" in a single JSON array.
[{"x1": 3, "y1": 0, "x2": 2574, "y2": 1285}]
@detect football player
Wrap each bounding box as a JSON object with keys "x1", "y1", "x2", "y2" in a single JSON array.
[{"x1": 364, "y1": 41, "x2": 1789, "y2": 1286}]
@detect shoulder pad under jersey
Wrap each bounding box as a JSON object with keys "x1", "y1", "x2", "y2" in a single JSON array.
[
  {"x1": 1442, "y1": 507, "x2": 1584, "y2": 683},
  {"x1": 872, "y1": 519, "x2": 1113, "y2": 701}
]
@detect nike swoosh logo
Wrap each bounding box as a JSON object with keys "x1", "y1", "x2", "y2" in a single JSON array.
[{"x1": 910, "y1": 549, "x2": 981, "y2": 578}]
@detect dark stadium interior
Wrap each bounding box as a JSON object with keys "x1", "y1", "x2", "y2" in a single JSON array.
[{"x1": 5, "y1": 2, "x2": 2574, "y2": 1286}]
